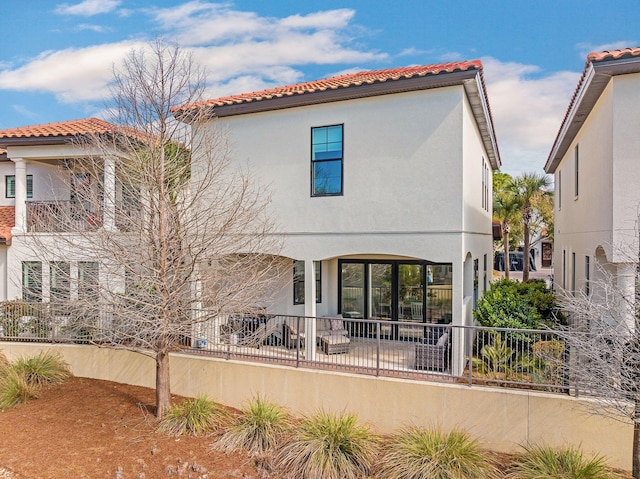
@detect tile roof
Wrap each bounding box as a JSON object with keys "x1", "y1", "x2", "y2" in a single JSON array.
[
  {"x1": 176, "y1": 61, "x2": 483, "y2": 112},
  {"x1": 587, "y1": 46, "x2": 640, "y2": 63},
  {"x1": 0, "y1": 117, "x2": 116, "y2": 140},
  {"x1": 545, "y1": 47, "x2": 640, "y2": 173},
  {"x1": 0, "y1": 206, "x2": 15, "y2": 245}
]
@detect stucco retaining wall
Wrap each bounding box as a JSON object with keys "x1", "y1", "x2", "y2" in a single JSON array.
[{"x1": 1, "y1": 342, "x2": 632, "y2": 470}]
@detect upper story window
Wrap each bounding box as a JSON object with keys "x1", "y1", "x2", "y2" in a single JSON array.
[
  {"x1": 481, "y1": 158, "x2": 489, "y2": 212},
  {"x1": 311, "y1": 125, "x2": 343, "y2": 196},
  {"x1": 557, "y1": 170, "x2": 562, "y2": 210},
  {"x1": 574, "y1": 145, "x2": 579, "y2": 199},
  {"x1": 6, "y1": 175, "x2": 33, "y2": 199}
]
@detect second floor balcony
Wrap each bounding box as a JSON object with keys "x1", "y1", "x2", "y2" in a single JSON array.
[{"x1": 26, "y1": 200, "x2": 138, "y2": 233}]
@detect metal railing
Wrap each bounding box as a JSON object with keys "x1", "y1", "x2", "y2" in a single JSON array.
[
  {"x1": 25, "y1": 201, "x2": 140, "y2": 233},
  {"x1": 0, "y1": 305, "x2": 570, "y2": 394}
]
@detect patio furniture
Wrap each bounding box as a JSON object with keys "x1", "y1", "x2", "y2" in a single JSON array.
[
  {"x1": 411, "y1": 302, "x2": 423, "y2": 320},
  {"x1": 321, "y1": 334, "x2": 351, "y2": 354},
  {"x1": 283, "y1": 315, "x2": 349, "y2": 348},
  {"x1": 415, "y1": 327, "x2": 450, "y2": 371}
]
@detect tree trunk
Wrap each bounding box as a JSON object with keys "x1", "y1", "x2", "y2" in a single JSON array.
[
  {"x1": 503, "y1": 227, "x2": 510, "y2": 280},
  {"x1": 155, "y1": 351, "x2": 171, "y2": 418},
  {"x1": 634, "y1": 404, "x2": 640, "y2": 479},
  {"x1": 522, "y1": 219, "x2": 531, "y2": 282}
]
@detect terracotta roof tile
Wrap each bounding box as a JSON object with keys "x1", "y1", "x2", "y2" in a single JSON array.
[
  {"x1": 0, "y1": 206, "x2": 15, "y2": 244},
  {"x1": 176, "y1": 61, "x2": 483, "y2": 111},
  {"x1": 587, "y1": 46, "x2": 640, "y2": 63},
  {"x1": 0, "y1": 117, "x2": 116, "y2": 140}
]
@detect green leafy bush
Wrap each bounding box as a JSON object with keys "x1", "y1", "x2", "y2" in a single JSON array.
[
  {"x1": 508, "y1": 445, "x2": 615, "y2": 479},
  {"x1": 275, "y1": 411, "x2": 377, "y2": 479},
  {"x1": 158, "y1": 395, "x2": 230, "y2": 436},
  {"x1": 213, "y1": 395, "x2": 291, "y2": 457},
  {"x1": 475, "y1": 279, "x2": 540, "y2": 329},
  {"x1": 475, "y1": 279, "x2": 563, "y2": 329},
  {"x1": 377, "y1": 426, "x2": 499, "y2": 479}
]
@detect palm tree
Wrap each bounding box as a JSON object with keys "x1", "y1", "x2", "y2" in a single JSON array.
[
  {"x1": 493, "y1": 190, "x2": 521, "y2": 279},
  {"x1": 509, "y1": 172, "x2": 551, "y2": 282}
]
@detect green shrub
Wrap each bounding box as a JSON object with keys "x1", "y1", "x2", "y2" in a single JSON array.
[
  {"x1": 275, "y1": 411, "x2": 377, "y2": 479},
  {"x1": 158, "y1": 395, "x2": 230, "y2": 436},
  {"x1": 213, "y1": 395, "x2": 291, "y2": 456},
  {"x1": 377, "y1": 426, "x2": 499, "y2": 479},
  {"x1": 0, "y1": 367, "x2": 39, "y2": 410},
  {"x1": 475, "y1": 278, "x2": 564, "y2": 329},
  {"x1": 508, "y1": 445, "x2": 615, "y2": 479},
  {"x1": 11, "y1": 351, "x2": 72, "y2": 386},
  {"x1": 475, "y1": 279, "x2": 540, "y2": 329}
]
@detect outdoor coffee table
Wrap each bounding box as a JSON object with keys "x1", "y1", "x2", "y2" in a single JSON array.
[{"x1": 321, "y1": 334, "x2": 350, "y2": 355}]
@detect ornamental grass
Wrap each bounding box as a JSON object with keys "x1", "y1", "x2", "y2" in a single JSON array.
[
  {"x1": 376, "y1": 426, "x2": 499, "y2": 479},
  {"x1": 507, "y1": 445, "x2": 616, "y2": 479},
  {"x1": 275, "y1": 410, "x2": 378, "y2": 479}
]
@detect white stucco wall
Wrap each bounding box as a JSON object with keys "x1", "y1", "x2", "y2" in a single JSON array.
[
  {"x1": 553, "y1": 80, "x2": 614, "y2": 293},
  {"x1": 195, "y1": 85, "x2": 494, "y2": 323},
  {"x1": 554, "y1": 73, "x2": 640, "y2": 297}
]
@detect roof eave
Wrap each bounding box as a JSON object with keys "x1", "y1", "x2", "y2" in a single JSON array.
[
  {"x1": 183, "y1": 69, "x2": 480, "y2": 120},
  {"x1": 464, "y1": 73, "x2": 501, "y2": 169},
  {"x1": 545, "y1": 56, "x2": 640, "y2": 173},
  {"x1": 0, "y1": 136, "x2": 73, "y2": 148}
]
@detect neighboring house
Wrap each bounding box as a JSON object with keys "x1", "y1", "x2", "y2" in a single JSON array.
[
  {"x1": 177, "y1": 61, "x2": 501, "y2": 374},
  {"x1": 0, "y1": 118, "x2": 126, "y2": 304},
  {"x1": 544, "y1": 47, "x2": 640, "y2": 313}
]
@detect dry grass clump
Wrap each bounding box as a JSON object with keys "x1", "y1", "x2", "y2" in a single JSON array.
[
  {"x1": 11, "y1": 351, "x2": 72, "y2": 386},
  {"x1": 158, "y1": 395, "x2": 231, "y2": 436},
  {"x1": 275, "y1": 410, "x2": 378, "y2": 479},
  {"x1": 376, "y1": 426, "x2": 499, "y2": 479},
  {"x1": 0, "y1": 350, "x2": 72, "y2": 410},
  {"x1": 507, "y1": 445, "x2": 617, "y2": 479},
  {"x1": 213, "y1": 394, "x2": 291, "y2": 456}
]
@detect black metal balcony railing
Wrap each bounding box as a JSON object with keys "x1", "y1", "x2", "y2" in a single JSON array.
[{"x1": 0, "y1": 303, "x2": 572, "y2": 395}]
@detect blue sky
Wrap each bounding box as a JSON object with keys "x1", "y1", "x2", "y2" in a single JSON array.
[{"x1": 1, "y1": 0, "x2": 639, "y2": 175}]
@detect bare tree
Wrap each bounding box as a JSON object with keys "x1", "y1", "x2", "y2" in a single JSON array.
[
  {"x1": 558, "y1": 244, "x2": 640, "y2": 477},
  {"x1": 28, "y1": 40, "x2": 286, "y2": 417}
]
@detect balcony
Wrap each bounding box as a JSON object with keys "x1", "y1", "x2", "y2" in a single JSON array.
[{"x1": 26, "y1": 201, "x2": 139, "y2": 233}]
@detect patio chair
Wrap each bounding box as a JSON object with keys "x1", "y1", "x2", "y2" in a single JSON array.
[
  {"x1": 238, "y1": 315, "x2": 279, "y2": 348},
  {"x1": 415, "y1": 326, "x2": 450, "y2": 371},
  {"x1": 411, "y1": 302, "x2": 423, "y2": 320}
]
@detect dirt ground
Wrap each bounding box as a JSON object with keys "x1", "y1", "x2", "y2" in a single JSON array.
[{"x1": 0, "y1": 377, "x2": 261, "y2": 479}]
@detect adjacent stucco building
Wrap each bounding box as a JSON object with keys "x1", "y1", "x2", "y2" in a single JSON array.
[{"x1": 545, "y1": 47, "x2": 640, "y2": 315}]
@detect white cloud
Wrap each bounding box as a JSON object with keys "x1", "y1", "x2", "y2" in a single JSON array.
[
  {"x1": 55, "y1": 0, "x2": 121, "y2": 16},
  {"x1": 0, "y1": 41, "x2": 144, "y2": 103},
  {"x1": 11, "y1": 104, "x2": 42, "y2": 121},
  {"x1": 76, "y1": 24, "x2": 112, "y2": 33},
  {"x1": 481, "y1": 57, "x2": 581, "y2": 175},
  {"x1": 0, "y1": 4, "x2": 385, "y2": 112}
]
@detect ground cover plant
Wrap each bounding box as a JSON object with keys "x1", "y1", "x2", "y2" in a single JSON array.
[
  {"x1": 377, "y1": 426, "x2": 500, "y2": 479},
  {"x1": 507, "y1": 445, "x2": 616, "y2": 479},
  {"x1": 157, "y1": 394, "x2": 230, "y2": 436},
  {"x1": 275, "y1": 410, "x2": 378, "y2": 479},
  {"x1": 213, "y1": 394, "x2": 291, "y2": 456},
  {"x1": 0, "y1": 350, "x2": 71, "y2": 410}
]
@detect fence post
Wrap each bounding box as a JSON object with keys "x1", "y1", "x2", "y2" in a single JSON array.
[
  {"x1": 467, "y1": 326, "x2": 474, "y2": 386},
  {"x1": 376, "y1": 320, "x2": 380, "y2": 377},
  {"x1": 295, "y1": 316, "x2": 300, "y2": 368}
]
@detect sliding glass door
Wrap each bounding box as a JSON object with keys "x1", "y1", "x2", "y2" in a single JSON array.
[{"x1": 339, "y1": 260, "x2": 452, "y2": 339}]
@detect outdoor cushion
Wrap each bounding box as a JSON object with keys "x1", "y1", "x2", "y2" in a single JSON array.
[{"x1": 330, "y1": 319, "x2": 344, "y2": 330}]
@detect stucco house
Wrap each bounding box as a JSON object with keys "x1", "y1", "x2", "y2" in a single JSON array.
[
  {"x1": 544, "y1": 47, "x2": 640, "y2": 315},
  {"x1": 177, "y1": 61, "x2": 501, "y2": 373},
  {"x1": 0, "y1": 118, "x2": 127, "y2": 304}
]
